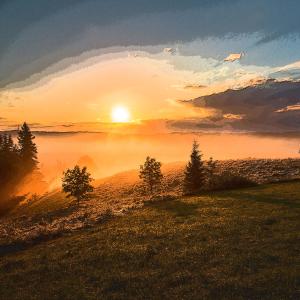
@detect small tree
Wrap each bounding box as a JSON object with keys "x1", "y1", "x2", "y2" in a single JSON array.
[
  {"x1": 139, "y1": 156, "x2": 163, "y2": 194},
  {"x1": 18, "y1": 122, "x2": 38, "y2": 172},
  {"x1": 183, "y1": 141, "x2": 206, "y2": 195},
  {"x1": 206, "y1": 157, "x2": 217, "y2": 188},
  {"x1": 62, "y1": 165, "x2": 94, "y2": 205}
]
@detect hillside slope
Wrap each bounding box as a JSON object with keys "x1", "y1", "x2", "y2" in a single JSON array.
[
  {"x1": 0, "y1": 181, "x2": 299, "y2": 300},
  {"x1": 1, "y1": 159, "x2": 299, "y2": 247}
]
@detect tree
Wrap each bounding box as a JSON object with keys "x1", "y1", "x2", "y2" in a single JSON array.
[
  {"x1": 183, "y1": 141, "x2": 206, "y2": 195},
  {"x1": 0, "y1": 124, "x2": 43, "y2": 213},
  {"x1": 139, "y1": 156, "x2": 163, "y2": 194},
  {"x1": 0, "y1": 133, "x2": 20, "y2": 186},
  {"x1": 18, "y1": 122, "x2": 38, "y2": 172},
  {"x1": 206, "y1": 156, "x2": 217, "y2": 188},
  {"x1": 62, "y1": 165, "x2": 94, "y2": 205}
]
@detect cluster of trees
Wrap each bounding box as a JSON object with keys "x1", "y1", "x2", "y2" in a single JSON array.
[
  {"x1": 0, "y1": 121, "x2": 251, "y2": 206},
  {"x1": 61, "y1": 141, "x2": 222, "y2": 204},
  {"x1": 183, "y1": 141, "x2": 217, "y2": 195},
  {"x1": 0, "y1": 123, "x2": 38, "y2": 195},
  {"x1": 137, "y1": 141, "x2": 218, "y2": 195},
  {"x1": 0, "y1": 122, "x2": 253, "y2": 209},
  {"x1": 137, "y1": 140, "x2": 253, "y2": 196}
]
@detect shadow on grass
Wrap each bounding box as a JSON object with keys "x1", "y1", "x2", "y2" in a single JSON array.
[
  {"x1": 0, "y1": 195, "x2": 26, "y2": 218},
  {"x1": 147, "y1": 199, "x2": 199, "y2": 217},
  {"x1": 211, "y1": 182, "x2": 300, "y2": 209},
  {"x1": 0, "y1": 231, "x2": 63, "y2": 257}
]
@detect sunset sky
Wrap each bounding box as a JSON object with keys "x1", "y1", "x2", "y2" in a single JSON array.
[{"x1": 1, "y1": 0, "x2": 300, "y2": 132}]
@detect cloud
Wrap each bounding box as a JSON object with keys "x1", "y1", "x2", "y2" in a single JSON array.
[
  {"x1": 223, "y1": 113, "x2": 244, "y2": 120},
  {"x1": 276, "y1": 104, "x2": 300, "y2": 113},
  {"x1": 269, "y1": 60, "x2": 300, "y2": 80},
  {"x1": 163, "y1": 48, "x2": 176, "y2": 55},
  {"x1": 224, "y1": 52, "x2": 245, "y2": 62},
  {"x1": 184, "y1": 84, "x2": 207, "y2": 90},
  {"x1": 2, "y1": 0, "x2": 300, "y2": 87},
  {"x1": 175, "y1": 79, "x2": 300, "y2": 132},
  {"x1": 254, "y1": 31, "x2": 290, "y2": 46}
]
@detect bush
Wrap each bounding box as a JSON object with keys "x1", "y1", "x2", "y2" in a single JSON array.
[
  {"x1": 210, "y1": 172, "x2": 257, "y2": 191},
  {"x1": 148, "y1": 194, "x2": 176, "y2": 202}
]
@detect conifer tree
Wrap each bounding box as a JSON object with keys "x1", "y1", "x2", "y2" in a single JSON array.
[
  {"x1": 17, "y1": 122, "x2": 38, "y2": 172},
  {"x1": 0, "y1": 133, "x2": 20, "y2": 186},
  {"x1": 206, "y1": 156, "x2": 217, "y2": 188},
  {"x1": 183, "y1": 141, "x2": 206, "y2": 195},
  {"x1": 139, "y1": 156, "x2": 163, "y2": 194}
]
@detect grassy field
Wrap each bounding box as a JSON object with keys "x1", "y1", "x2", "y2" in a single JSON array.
[{"x1": 0, "y1": 181, "x2": 299, "y2": 299}]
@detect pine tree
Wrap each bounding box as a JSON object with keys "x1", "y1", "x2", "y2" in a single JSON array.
[
  {"x1": 139, "y1": 156, "x2": 163, "y2": 194},
  {"x1": 17, "y1": 122, "x2": 38, "y2": 172},
  {"x1": 206, "y1": 157, "x2": 217, "y2": 188},
  {"x1": 0, "y1": 133, "x2": 20, "y2": 186},
  {"x1": 183, "y1": 141, "x2": 206, "y2": 195},
  {"x1": 0, "y1": 134, "x2": 18, "y2": 159},
  {"x1": 1, "y1": 134, "x2": 11, "y2": 152}
]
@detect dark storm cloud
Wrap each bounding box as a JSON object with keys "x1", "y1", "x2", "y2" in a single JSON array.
[
  {"x1": 174, "y1": 80, "x2": 300, "y2": 132},
  {"x1": 1, "y1": 0, "x2": 300, "y2": 88}
]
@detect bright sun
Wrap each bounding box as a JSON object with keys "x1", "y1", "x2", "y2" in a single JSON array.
[{"x1": 111, "y1": 106, "x2": 131, "y2": 123}]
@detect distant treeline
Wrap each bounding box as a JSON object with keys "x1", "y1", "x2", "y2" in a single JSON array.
[{"x1": 0, "y1": 123, "x2": 38, "y2": 212}]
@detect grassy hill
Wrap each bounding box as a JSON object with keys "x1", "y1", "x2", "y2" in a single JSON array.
[{"x1": 0, "y1": 181, "x2": 299, "y2": 299}]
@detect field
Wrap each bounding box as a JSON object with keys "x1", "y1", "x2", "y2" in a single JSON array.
[
  {"x1": 1, "y1": 159, "x2": 300, "y2": 247},
  {"x1": 0, "y1": 181, "x2": 299, "y2": 299}
]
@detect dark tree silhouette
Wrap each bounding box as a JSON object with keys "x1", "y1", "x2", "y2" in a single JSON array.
[
  {"x1": 206, "y1": 156, "x2": 217, "y2": 188},
  {"x1": 0, "y1": 124, "x2": 42, "y2": 214},
  {"x1": 62, "y1": 165, "x2": 94, "y2": 205},
  {"x1": 0, "y1": 134, "x2": 20, "y2": 185},
  {"x1": 18, "y1": 122, "x2": 38, "y2": 172},
  {"x1": 183, "y1": 141, "x2": 206, "y2": 195},
  {"x1": 139, "y1": 156, "x2": 163, "y2": 194}
]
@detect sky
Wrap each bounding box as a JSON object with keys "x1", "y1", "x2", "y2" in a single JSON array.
[{"x1": 1, "y1": 0, "x2": 300, "y2": 132}]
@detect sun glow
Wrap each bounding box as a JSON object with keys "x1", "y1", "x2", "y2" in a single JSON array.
[{"x1": 111, "y1": 105, "x2": 131, "y2": 123}]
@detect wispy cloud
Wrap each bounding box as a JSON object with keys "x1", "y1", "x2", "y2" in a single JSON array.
[{"x1": 276, "y1": 104, "x2": 300, "y2": 113}]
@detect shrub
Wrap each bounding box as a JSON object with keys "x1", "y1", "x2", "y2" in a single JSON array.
[{"x1": 210, "y1": 172, "x2": 257, "y2": 191}]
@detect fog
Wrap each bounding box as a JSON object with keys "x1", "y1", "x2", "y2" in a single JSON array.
[{"x1": 34, "y1": 132, "x2": 300, "y2": 189}]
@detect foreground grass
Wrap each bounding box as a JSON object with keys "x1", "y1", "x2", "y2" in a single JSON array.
[{"x1": 0, "y1": 181, "x2": 299, "y2": 300}]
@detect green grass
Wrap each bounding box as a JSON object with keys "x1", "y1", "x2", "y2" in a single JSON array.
[
  {"x1": 10, "y1": 190, "x2": 72, "y2": 216},
  {"x1": 0, "y1": 181, "x2": 300, "y2": 299}
]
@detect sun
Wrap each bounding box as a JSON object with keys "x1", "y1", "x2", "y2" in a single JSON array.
[{"x1": 111, "y1": 105, "x2": 131, "y2": 123}]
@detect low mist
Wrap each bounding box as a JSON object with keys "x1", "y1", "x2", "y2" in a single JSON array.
[{"x1": 33, "y1": 132, "x2": 300, "y2": 190}]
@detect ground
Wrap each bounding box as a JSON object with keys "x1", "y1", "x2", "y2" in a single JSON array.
[
  {"x1": 1, "y1": 159, "x2": 300, "y2": 246},
  {"x1": 0, "y1": 181, "x2": 299, "y2": 300}
]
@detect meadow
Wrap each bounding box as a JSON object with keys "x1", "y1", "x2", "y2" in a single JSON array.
[
  {"x1": 1, "y1": 158, "x2": 300, "y2": 247},
  {"x1": 0, "y1": 180, "x2": 299, "y2": 299}
]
